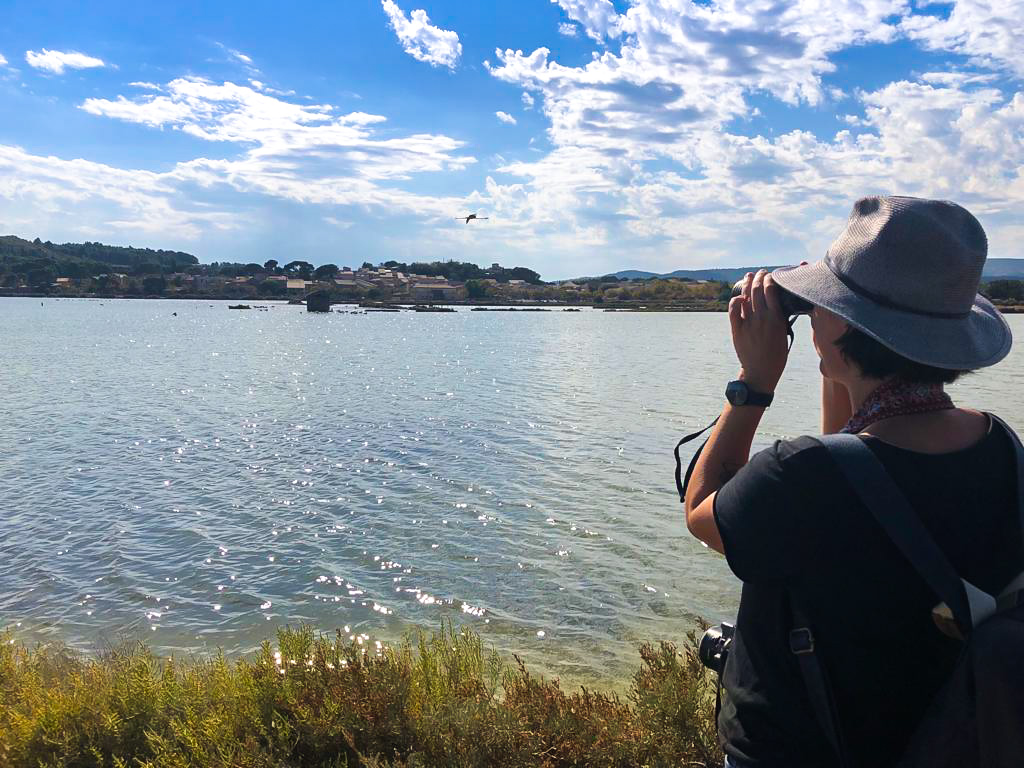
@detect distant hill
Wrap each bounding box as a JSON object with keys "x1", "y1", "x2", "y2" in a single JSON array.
[
  {"x1": 985, "y1": 258, "x2": 1024, "y2": 278},
  {"x1": 0, "y1": 236, "x2": 199, "y2": 279},
  {"x1": 605, "y1": 266, "x2": 786, "y2": 283},
  {"x1": 611, "y1": 270, "x2": 661, "y2": 280},
  {"x1": 605, "y1": 258, "x2": 1024, "y2": 283}
]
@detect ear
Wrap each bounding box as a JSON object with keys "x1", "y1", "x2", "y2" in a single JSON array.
[
  {"x1": 818, "y1": 307, "x2": 851, "y2": 341},
  {"x1": 834, "y1": 320, "x2": 852, "y2": 354}
]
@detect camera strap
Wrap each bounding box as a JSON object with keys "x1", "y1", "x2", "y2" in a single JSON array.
[
  {"x1": 714, "y1": 665, "x2": 724, "y2": 721},
  {"x1": 674, "y1": 319, "x2": 797, "y2": 505},
  {"x1": 674, "y1": 417, "x2": 719, "y2": 504}
]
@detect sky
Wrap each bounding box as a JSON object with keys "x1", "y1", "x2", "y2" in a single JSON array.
[{"x1": 0, "y1": 0, "x2": 1022, "y2": 280}]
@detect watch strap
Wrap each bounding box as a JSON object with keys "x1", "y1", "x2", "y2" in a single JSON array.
[
  {"x1": 726, "y1": 380, "x2": 774, "y2": 407},
  {"x1": 744, "y1": 388, "x2": 774, "y2": 407}
]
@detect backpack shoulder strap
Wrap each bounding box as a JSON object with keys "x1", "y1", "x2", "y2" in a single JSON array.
[
  {"x1": 818, "y1": 433, "x2": 976, "y2": 633},
  {"x1": 788, "y1": 597, "x2": 852, "y2": 768},
  {"x1": 986, "y1": 413, "x2": 1024, "y2": 537},
  {"x1": 985, "y1": 414, "x2": 1024, "y2": 604}
]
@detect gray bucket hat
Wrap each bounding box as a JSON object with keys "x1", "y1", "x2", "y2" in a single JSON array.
[{"x1": 772, "y1": 196, "x2": 1012, "y2": 369}]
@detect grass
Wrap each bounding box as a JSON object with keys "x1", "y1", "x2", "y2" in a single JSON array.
[{"x1": 0, "y1": 623, "x2": 722, "y2": 767}]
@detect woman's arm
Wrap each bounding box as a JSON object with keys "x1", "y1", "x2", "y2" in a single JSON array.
[
  {"x1": 821, "y1": 378, "x2": 853, "y2": 434},
  {"x1": 684, "y1": 399, "x2": 766, "y2": 553},
  {"x1": 684, "y1": 270, "x2": 791, "y2": 552}
]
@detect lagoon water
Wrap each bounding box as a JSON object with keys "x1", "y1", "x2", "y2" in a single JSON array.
[{"x1": 2, "y1": 297, "x2": 1022, "y2": 686}]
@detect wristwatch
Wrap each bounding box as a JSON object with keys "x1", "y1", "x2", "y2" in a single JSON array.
[{"x1": 725, "y1": 380, "x2": 774, "y2": 407}]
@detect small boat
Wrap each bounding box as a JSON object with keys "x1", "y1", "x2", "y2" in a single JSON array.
[{"x1": 228, "y1": 304, "x2": 252, "y2": 310}]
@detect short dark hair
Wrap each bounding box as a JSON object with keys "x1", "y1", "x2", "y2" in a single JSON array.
[{"x1": 836, "y1": 325, "x2": 969, "y2": 384}]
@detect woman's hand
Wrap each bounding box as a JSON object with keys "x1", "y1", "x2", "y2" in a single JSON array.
[{"x1": 728, "y1": 270, "x2": 791, "y2": 393}]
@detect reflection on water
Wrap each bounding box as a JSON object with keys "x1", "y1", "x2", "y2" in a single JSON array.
[{"x1": 1, "y1": 298, "x2": 1021, "y2": 686}]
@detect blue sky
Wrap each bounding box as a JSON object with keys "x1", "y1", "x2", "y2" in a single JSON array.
[{"x1": 0, "y1": 0, "x2": 1022, "y2": 279}]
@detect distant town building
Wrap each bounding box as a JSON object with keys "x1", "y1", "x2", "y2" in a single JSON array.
[{"x1": 410, "y1": 283, "x2": 463, "y2": 302}]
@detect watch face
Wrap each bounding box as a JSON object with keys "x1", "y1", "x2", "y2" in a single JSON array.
[{"x1": 726, "y1": 381, "x2": 748, "y2": 405}]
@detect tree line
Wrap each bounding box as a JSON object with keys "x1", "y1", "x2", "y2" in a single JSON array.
[
  {"x1": 5, "y1": 233, "x2": 1021, "y2": 303},
  {"x1": 0, "y1": 235, "x2": 548, "y2": 294},
  {"x1": 0, "y1": 236, "x2": 198, "y2": 288},
  {"x1": 984, "y1": 280, "x2": 1024, "y2": 302}
]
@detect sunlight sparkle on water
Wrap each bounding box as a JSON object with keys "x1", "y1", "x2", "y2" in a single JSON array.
[{"x1": 5, "y1": 301, "x2": 927, "y2": 685}]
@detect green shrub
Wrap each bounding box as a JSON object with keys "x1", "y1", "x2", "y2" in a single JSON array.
[
  {"x1": 984, "y1": 279, "x2": 1024, "y2": 302},
  {"x1": 0, "y1": 623, "x2": 722, "y2": 767}
]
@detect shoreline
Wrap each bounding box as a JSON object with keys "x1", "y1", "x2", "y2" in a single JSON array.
[
  {"x1": 5, "y1": 293, "x2": 1022, "y2": 314},
  {"x1": 0, "y1": 293, "x2": 732, "y2": 312}
]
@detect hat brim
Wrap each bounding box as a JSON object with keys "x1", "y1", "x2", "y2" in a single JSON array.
[{"x1": 771, "y1": 261, "x2": 1013, "y2": 369}]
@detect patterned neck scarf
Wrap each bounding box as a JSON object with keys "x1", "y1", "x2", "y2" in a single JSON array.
[{"x1": 841, "y1": 377, "x2": 954, "y2": 434}]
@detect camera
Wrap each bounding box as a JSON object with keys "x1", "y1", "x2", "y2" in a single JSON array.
[
  {"x1": 698, "y1": 622, "x2": 735, "y2": 674},
  {"x1": 731, "y1": 274, "x2": 814, "y2": 317}
]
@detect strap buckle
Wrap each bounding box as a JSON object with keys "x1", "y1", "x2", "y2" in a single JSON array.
[
  {"x1": 997, "y1": 589, "x2": 1024, "y2": 612},
  {"x1": 790, "y1": 627, "x2": 815, "y2": 655}
]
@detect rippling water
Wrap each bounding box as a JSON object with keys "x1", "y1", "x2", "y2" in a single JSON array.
[{"x1": 2, "y1": 297, "x2": 1021, "y2": 686}]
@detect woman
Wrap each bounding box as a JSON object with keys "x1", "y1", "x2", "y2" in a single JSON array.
[{"x1": 684, "y1": 196, "x2": 1020, "y2": 767}]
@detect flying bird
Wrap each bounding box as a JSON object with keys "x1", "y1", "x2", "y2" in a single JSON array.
[{"x1": 456, "y1": 213, "x2": 489, "y2": 224}]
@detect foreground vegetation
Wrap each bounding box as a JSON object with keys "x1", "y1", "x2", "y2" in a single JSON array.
[{"x1": 0, "y1": 624, "x2": 721, "y2": 768}]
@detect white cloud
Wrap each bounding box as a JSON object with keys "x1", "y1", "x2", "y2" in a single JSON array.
[
  {"x1": 919, "y1": 71, "x2": 998, "y2": 87},
  {"x1": 82, "y1": 91, "x2": 199, "y2": 128},
  {"x1": 0, "y1": 53, "x2": 7, "y2": 67},
  {"x1": 79, "y1": 79, "x2": 471, "y2": 182},
  {"x1": 248, "y1": 78, "x2": 296, "y2": 96},
  {"x1": 522, "y1": 91, "x2": 535, "y2": 109},
  {"x1": 215, "y1": 42, "x2": 258, "y2": 71},
  {"x1": 491, "y1": 0, "x2": 910, "y2": 150},
  {"x1": 381, "y1": 0, "x2": 462, "y2": 70},
  {"x1": 525, "y1": 78, "x2": 1022, "y2": 270},
  {"x1": 129, "y1": 81, "x2": 161, "y2": 90},
  {"x1": 0, "y1": 143, "x2": 234, "y2": 239},
  {"x1": 71, "y1": 77, "x2": 474, "y2": 221},
  {"x1": 0, "y1": 68, "x2": 483, "y2": 250},
  {"x1": 473, "y1": 0, "x2": 1024, "y2": 274},
  {"x1": 902, "y1": 0, "x2": 1024, "y2": 79},
  {"x1": 25, "y1": 48, "x2": 105, "y2": 75},
  {"x1": 558, "y1": 22, "x2": 579, "y2": 37},
  {"x1": 551, "y1": 0, "x2": 621, "y2": 41},
  {"x1": 496, "y1": 111, "x2": 517, "y2": 125}
]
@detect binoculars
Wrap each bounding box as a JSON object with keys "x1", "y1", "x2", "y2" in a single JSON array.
[{"x1": 731, "y1": 272, "x2": 814, "y2": 317}]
